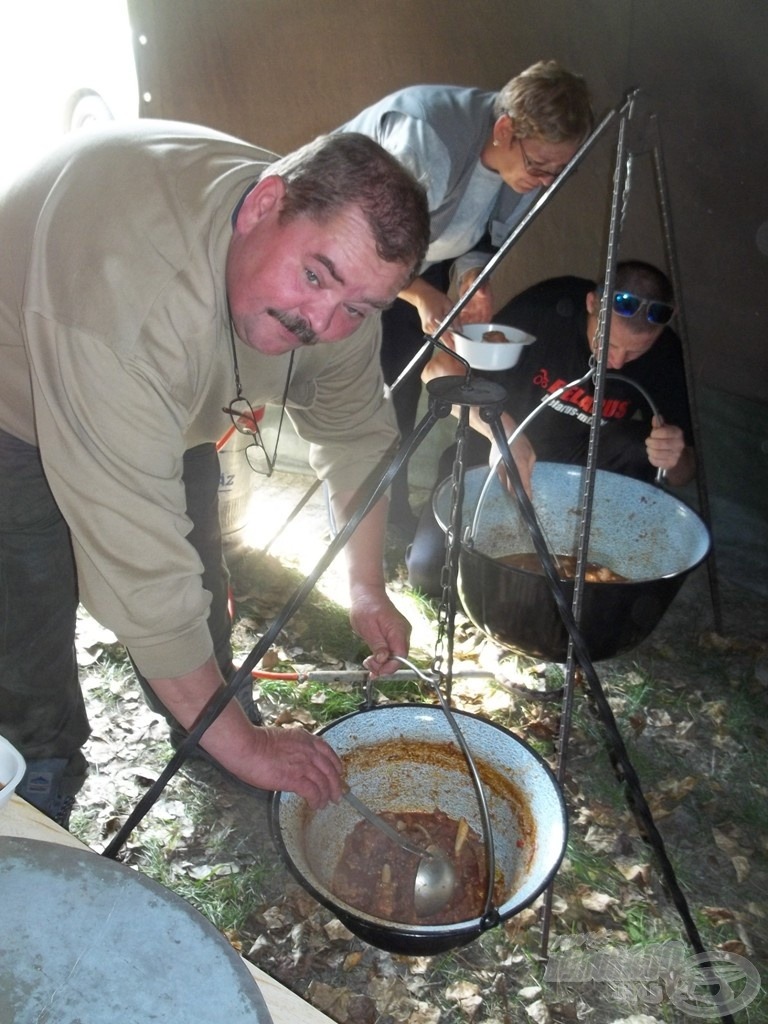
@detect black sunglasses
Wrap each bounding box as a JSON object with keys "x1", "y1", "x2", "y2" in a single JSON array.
[{"x1": 611, "y1": 291, "x2": 675, "y2": 326}]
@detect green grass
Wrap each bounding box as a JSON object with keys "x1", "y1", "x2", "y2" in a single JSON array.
[
  {"x1": 136, "y1": 834, "x2": 272, "y2": 934},
  {"x1": 255, "y1": 673, "x2": 428, "y2": 724}
]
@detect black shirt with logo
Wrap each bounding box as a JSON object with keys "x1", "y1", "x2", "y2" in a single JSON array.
[{"x1": 486, "y1": 275, "x2": 692, "y2": 479}]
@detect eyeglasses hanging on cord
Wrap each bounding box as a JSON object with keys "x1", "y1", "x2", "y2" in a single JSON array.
[{"x1": 221, "y1": 315, "x2": 295, "y2": 477}]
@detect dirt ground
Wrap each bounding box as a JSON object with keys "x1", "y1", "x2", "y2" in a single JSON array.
[{"x1": 70, "y1": 472, "x2": 768, "y2": 1024}]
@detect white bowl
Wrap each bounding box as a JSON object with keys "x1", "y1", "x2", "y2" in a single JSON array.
[
  {"x1": 0, "y1": 734, "x2": 26, "y2": 811},
  {"x1": 450, "y1": 322, "x2": 535, "y2": 371}
]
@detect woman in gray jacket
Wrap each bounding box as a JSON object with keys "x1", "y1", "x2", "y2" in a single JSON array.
[{"x1": 339, "y1": 60, "x2": 593, "y2": 533}]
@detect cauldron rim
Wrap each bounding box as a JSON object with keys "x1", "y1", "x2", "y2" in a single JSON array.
[
  {"x1": 460, "y1": 537, "x2": 706, "y2": 586},
  {"x1": 435, "y1": 462, "x2": 711, "y2": 577},
  {"x1": 268, "y1": 703, "x2": 568, "y2": 953}
]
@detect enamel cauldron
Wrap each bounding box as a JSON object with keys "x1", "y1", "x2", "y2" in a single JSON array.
[
  {"x1": 434, "y1": 463, "x2": 711, "y2": 663},
  {"x1": 269, "y1": 704, "x2": 567, "y2": 955}
]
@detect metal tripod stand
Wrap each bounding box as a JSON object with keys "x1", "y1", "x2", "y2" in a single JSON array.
[{"x1": 101, "y1": 84, "x2": 733, "y2": 1022}]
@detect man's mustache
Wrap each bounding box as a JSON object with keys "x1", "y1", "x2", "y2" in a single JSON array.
[{"x1": 268, "y1": 309, "x2": 317, "y2": 346}]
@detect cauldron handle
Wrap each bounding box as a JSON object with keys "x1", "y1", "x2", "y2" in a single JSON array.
[
  {"x1": 604, "y1": 372, "x2": 666, "y2": 484},
  {"x1": 468, "y1": 367, "x2": 667, "y2": 542},
  {"x1": 469, "y1": 367, "x2": 596, "y2": 542},
  {"x1": 392, "y1": 656, "x2": 497, "y2": 922}
]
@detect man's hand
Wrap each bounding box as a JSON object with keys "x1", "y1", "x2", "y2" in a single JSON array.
[
  {"x1": 488, "y1": 419, "x2": 537, "y2": 499},
  {"x1": 149, "y1": 657, "x2": 345, "y2": 808},
  {"x1": 349, "y1": 583, "x2": 411, "y2": 678},
  {"x1": 236, "y1": 726, "x2": 345, "y2": 809},
  {"x1": 646, "y1": 415, "x2": 696, "y2": 486}
]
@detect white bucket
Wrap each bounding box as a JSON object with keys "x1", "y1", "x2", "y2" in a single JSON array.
[{"x1": 217, "y1": 428, "x2": 258, "y2": 546}]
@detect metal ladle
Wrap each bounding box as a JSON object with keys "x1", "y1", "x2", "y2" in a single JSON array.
[
  {"x1": 342, "y1": 788, "x2": 457, "y2": 918},
  {"x1": 390, "y1": 656, "x2": 498, "y2": 923}
]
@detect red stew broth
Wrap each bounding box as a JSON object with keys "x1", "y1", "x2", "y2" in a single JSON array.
[
  {"x1": 309, "y1": 738, "x2": 537, "y2": 925},
  {"x1": 332, "y1": 809, "x2": 501, "y2": 925}
]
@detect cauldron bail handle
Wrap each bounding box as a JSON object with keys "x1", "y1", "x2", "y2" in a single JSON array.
[
  {"x1": 468, "y1": 366, "x2": 596, "y2": 541},
  {"x1": 467, "y1": 366, "x2": 667, "y2": 541},
  {"x1": 392, "y1": 656, "x2": 498, "y2": 922},
  {"x1": 605, "y1": 372, "x2": 666, "y2": 484}
]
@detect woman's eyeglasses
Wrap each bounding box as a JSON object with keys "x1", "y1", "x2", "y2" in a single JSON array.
[
  {"x1": 611, "y1": 291, "x2": 675, "y2": 326},
  {"x1": 516, "y1": 136, "x2": 567, "y2": 181}
]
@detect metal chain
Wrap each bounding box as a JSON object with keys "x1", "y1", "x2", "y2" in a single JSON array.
[
  {"x1": 620, "y1": 151, "x2": 634, "y2": 232},
  {"x1": 432, "y1": 415, "x2": 470, "y2": 688}
]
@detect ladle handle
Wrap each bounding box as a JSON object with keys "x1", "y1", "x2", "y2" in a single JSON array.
[{"x1": 342, "y1": 789, "x2": 426, "y2": 857}]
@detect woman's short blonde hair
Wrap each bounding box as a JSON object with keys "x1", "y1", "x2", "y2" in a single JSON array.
[{"x1": 494, "y1": 59, "x2": 594, "y2": 143}]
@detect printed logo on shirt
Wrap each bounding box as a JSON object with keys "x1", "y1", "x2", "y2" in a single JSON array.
[{"x1": 534, "y1": 372, "x2": 630, "y2": 425}]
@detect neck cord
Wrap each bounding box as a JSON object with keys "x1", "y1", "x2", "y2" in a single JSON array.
[{"x1": 227, "y1": 312, "x2": 295, "y2": 466}]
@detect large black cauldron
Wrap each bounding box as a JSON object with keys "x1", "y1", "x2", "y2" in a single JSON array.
[{"x1": 434, "y1": 463, "x2": 710, "y2": 662}]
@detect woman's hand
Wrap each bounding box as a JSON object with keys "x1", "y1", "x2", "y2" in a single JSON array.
[
  {"x1": 457, "y1": 267, "x2": 494, "y2": 325},
  {"x1": 398, "y1": 277, "x2": 456, "y2": 336}
]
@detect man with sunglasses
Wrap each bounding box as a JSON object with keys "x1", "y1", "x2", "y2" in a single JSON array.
[
  {"x1": 485, "y1": 260, "x2": 693, "y2": 484},
  {"x1": 0, "y1": 124, "x2": 429, "y2": 825},
  {"x1": 410, "y1": 261, "x2": 695, "y2": 594}
]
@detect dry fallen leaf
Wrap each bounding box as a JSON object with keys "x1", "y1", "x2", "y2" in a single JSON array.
[
  {"x1": 406, "y1": 1003, "x2": 441, "y2": 1024},
  {"x1": 613, "y1": 857, "x2": 652, "y2": 888},
  {"x1": 655, "y1": 774, "x2": 698, "y2": 801},
  {"x1": 306, "y1": 981, "x2": 353, "y2": 1021},
  {"x1": 731, "y1": 854, "x2": 751, "y2": 883},
  {"x1": 343, "y1": 950, "x2": 364, "y2": 971},
  {"x1": 524, "y1": 998, "x2": 552, "y2": 1023},
  {"x1": 605, "y1": 1016, "x2": 663, "y2": 1024},
  {"x1": 518, "y1": 984, "x2": 542, "y2": 1001},
  {"x1": 324, "y1": 918, "x2": 355, "y2": 942},
  {"x1": 718, "y1": 938, "x2": 748, "y2": 956},
  {"x1": 578, "y1": 888, "x2": 619, "y2": 913},
  {"x1": 445, "y1": 980, "x2": 483, "y2": 1014}
]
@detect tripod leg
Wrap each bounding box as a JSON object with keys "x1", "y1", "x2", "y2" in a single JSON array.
[
  {"x1": 484, "y1": 410, "x2": 732, "y2": 1021},
  {"x1": 651, "y1": 120, "x2": 723, "y2": 632}
]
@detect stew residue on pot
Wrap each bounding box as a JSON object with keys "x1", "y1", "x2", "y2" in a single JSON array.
[
  {"x1": 498, "y1": 552, "x2": 628, "y2": 582},
  {"x1": 331, "y1": 808, "x2": 505, "y2": 925}
]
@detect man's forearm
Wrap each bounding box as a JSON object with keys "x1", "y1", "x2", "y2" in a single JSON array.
[
  {"x1": 149, "y1": 656, "x2": 258, "y2": 767},
  {"x1": 332, "y1": 489, "x2": 389, "y2": 592}
]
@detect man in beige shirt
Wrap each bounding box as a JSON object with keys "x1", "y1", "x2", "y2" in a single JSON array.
[{"x1": 0, "y1": 123, "x2": 428, "y2": 826}]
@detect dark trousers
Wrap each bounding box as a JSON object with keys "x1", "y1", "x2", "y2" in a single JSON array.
[
  {"x1": 381, "y1": 261, "x2": 451, "y2": 528},
  {"x1": 0, "y1": 428, "x2": 88, "y2": 782},
  {"x1": 0, "y1": 430, "x2": 234, "y2": 788}
]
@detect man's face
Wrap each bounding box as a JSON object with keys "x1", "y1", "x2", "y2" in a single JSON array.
[
  {"x1": 226, "y1": 176, "x2": 408, "y2": 355},
  {"x1": 585, "y1": 290, "x2": 662, "y2": 370}
]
